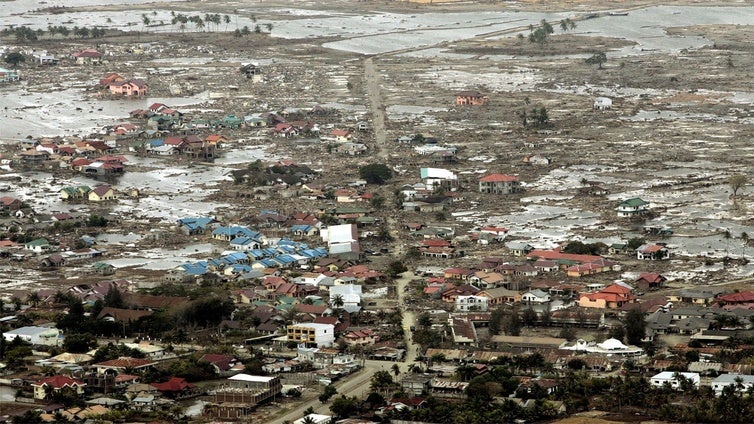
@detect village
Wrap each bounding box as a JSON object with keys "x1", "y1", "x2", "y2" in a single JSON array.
[{"x1": 4, "y1": 0, "x2": 754, "y2": 423}]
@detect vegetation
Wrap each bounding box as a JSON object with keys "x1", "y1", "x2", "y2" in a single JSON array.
[
  {"x1": 585, "y1": 52, "x2": 608, "y2": 69},
  {"x1": 359, "y1": 163, "x2": 393, "y2": 185},
  {"x1": 730, "y1": 173, "x2": 747, "y2": 197},
  {"x1": 528, "y1": 19, "x2": 554, "y2": 46},
  {"x1": 562, "y1": 241, "x2": 603, "y2": 255},
  {"x1": 4, "y1": 52, "x2": 25, "y2": 67}
]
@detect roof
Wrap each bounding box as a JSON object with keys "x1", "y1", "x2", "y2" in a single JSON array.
[
  {"x1": 151, "y1": 377, "x2": 194, "y2": 392},
  {"x1": 97, "y1": 307, "x2": 153, "y2": 322},
  {"x1": 479, "y1": 173, "x2": 519, "y2": 183},
  {"x1": 199, "y1": 354, "x2": 236, "y2": 371},
  {"x1": 228, "y1": 374, "x2": 276, "y2": 383},
  {"x1": 95, "y1": 357, "x2": 155, "y2": 369},
  {"x1": 35, "y1": 375, "x2": 84, "y2": 388},
  {"x1": 719, "y1": 291, "x2": 754, "y2": 303},
  {"x1": 619, "y1": 197, "x2": 649, "y2": 207},
  {"x1": 91, "y1": 185, "x2": 113, "y2": 196}
]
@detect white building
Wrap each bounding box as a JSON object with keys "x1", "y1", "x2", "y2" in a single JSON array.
[
  {"x1": 455, "y1": 295, "x2": 488, "y2": 312},
  {"x1": 286, "y1": 323, "x2": 335, "y2": 348},
  {"x1": 321, "y1": 224, "x2": 359, "y2": 257},
  {"x1": 521, "y1": 289, "x2": 551, "y2": 303},
  {"x1": 650, "y1": 372, "x2": 700, "y2": 390},
  {"x1": 711, "y1": 374, "x2": 754, "y2": 396},
  {"x1": 3, "y1": 326, "x2": 62, "y2": 346},
  {"x1": 328, "y1": 284, "x2": 362, "y2": 313},
  {"x1": 420, "y1": 168, "x2": 458, "y2": 189},
  {"x1": 560, "y1": 338, "x2": 643, "y2": 357},
  {"x1": 294, "y1": 414, "x2": 331, "y2": 424}
]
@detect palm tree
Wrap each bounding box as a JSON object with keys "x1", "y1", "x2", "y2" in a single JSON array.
[
  {"x1": 742, "y1": 232, "x2": 750, "y2": 259},
  {"x1": 724, "y1": 229, "x2": 732, "y2": 259},
  {"x1": 391, "y1": 363, "x2": 400, "y2": 378},
  {"x1": 331, "y1": 294, "x2": 344, "y2": 309},
  {"x1": 224, "y1": 15, "x2": 231, "y2": 32},
  {"x1": 26, "y1": 292, "x2": 40, "y2": 307},
  {"x1": 142, "y1": 14, "x2": 151, "y2": 33}
]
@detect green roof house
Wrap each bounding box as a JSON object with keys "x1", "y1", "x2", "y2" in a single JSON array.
[
  {"x1": 616, "y1": 197, "x2": 649, "y2": 218},
  {"x1": 25, "y1": 238, "x2": 52, "y2": 253}
]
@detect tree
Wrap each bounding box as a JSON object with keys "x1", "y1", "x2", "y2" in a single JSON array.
[
  {"x1": 585, "y1": 52, "x2": 608, "y2": 69},
  {"x1": 26, "y1": 292, "x2": 41, "y2": 307},
  {"x1": 104, "y1": 286, "x2": 125, "y2": 308},
  {"x1": 359, "y1": 164, "x2": 392, "y2": 185},
  {"x1": 522, "y1": 307, "x2": 538, "y2": 327},
  {"x1": 4, "y1": 52, "x2": 25, "y2": 68},
  {"x1": 608, "y1": 324, "x2": 625, "y2": 341},
  {"x1": 623, "y1": 308, "x2": 646, "y2": 345},
  {"x1": 627, "y1": 237, "x2": 645, "y2": 250},
  {"x1": 391, "y1": 363, "x2": 400, "y2": 378},
  {"x1": 224, "y1": 14, "x2": 231, "y2": 32},
  {"x1": 370, "y1": 194, "x2": 385, "y2": 210},
  {"x1": 386, "y1": 261, "x2": 407, "y2": 278},
  {"x1": 331, "y1": 294, "x2": 344, "y2": 309},
  {"x1": 528, "y1": 19, "x2": 554, "y2": 47},
  {"x1": 63, "y1": 333, "x2": 97, "y2": 353},
  {"x1": 503, "y1": 311, "x2": 521, "y2": 336},
  {"x1": 142, "y1": 14, "x2": 151, "y2": 33},
  {"x1": 265, "y1": 23, "x2": 273, "y2": 32},
  {"x1": 330, "y1": 395, "x2": 361, "y2": 419},
  {"x1": 730, "y1": 174, "x2": 747, "y2": 197},
  {"x1": 742, "y1": 231, "x2": 750, "y2": 259},
  {"x1": 560, "y1": 18, "x2": 576, "y2": 32},
  {"x1": 319, "y1": 384, "x2": 337, "y2": 403},
  {"x1": 417, "y1": 312, "x2": 432, "y2": 329}
]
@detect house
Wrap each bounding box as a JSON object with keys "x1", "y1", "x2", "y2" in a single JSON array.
[
  {"x1": 650, "y1": 372, "x2": 700, "y2": 390},
  {"x1": 455, "y1": 90, "x2": 488, "y2": 106},
  {"x1": 336, "y1": 142, "x2": 368, "y2": 156},
  {"x1": 108, "y1": 79, "x2": 147, "y2": 96},
  {"x1": 151, "y1": 377, "x2": 200, "y2": 399},
  {"x1": 0, "y1": 196, "x2": 22, "y2": 211},
  {"x1": 506, "y1": 241, "x2": 533, "y2": 256},
  {"x1": 578, "y1": 284, "x2": 635, "y2": 309},
  {"x1": 456, "y1": 295, "x2": 489, "y2": 312},
  {"x1": 60, "y1": 186, "x2": 91, "y2": 200},
  {"x1": 616, "y1": 197, "x2": 649, "y2": 217},
  {"x1": 636, "y1": 244, "x2": 670, "y2": 260},
  {"x1": 330, "y1": 129, "x2": 352, "y2": 143},
  {"x1": 89, "y1": 185, "x2": 118, "y2": 202},
  {"x1": 634, "y1": 273, "x2": 667, "y2": 291},
  {"x1": 329, "y1": 284, "x2": 362, "y2": 313},
  {"x1": 479, "y1": 174, "x2": 521, "y2": 194},
  {"x1": 25, "y1": 238, "x2": 52, "y2": 253},
  {"x1": 343, "y1": 329, "x2": 378, "y2": 346},
  {"x1": 32, "y1": 375, "x2": 86, "y2": 400},
  {"x1": 286, "y1": 323, "x2": 335, "y2": 347},
  {"x1": 479, "y1": 287, "x2": 520, "y2": 306},
  {"x1": 521, "y1": 289, "x2": 551, "y2": 303},
  {"x1": 711, "y1": 374, "x2": 754, "y2": 396},
  {"x1": 99, "y1": 73, "x2": 124, "y2": 86},
  {"x1": 593, "y1": 97, "x2": 612, "y2": 110},
  {"x1": 207, "y1": 374, "x2": 282, "y2": 419},
  {"x1": 72, "y1": 49, "x2": 102, "y2": 65},
  {"x1": 3, "y1": 326, "x2": 61, "y2": 346},
  {"x1": 93, "y1": 357, "x2": 156, "y2": 374},
  {"x1": 717, "y1": 291, "x2": 754, "y2": 305},
  {"x1": 0, "y1": 67, "x2": 21, "y2": 82}
]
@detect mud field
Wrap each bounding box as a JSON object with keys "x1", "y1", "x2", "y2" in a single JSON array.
[{"x1": 3, "y1": 0, "x2": 754, "y2": 293}]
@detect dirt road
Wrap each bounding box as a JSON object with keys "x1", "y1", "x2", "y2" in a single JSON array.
[{"x1": 364, "y1": 57, "x2": 388, "y2": 161}]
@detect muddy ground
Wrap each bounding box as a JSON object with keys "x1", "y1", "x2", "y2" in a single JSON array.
[{"x1": 2, "y1": 1, "x2": 754, "y2": 296}]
